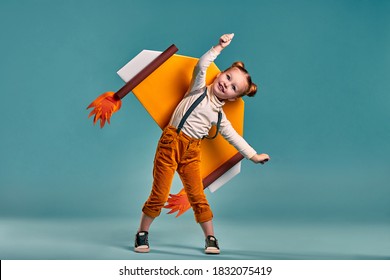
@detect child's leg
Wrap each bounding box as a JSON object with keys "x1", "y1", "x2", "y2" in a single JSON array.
[
  {"x1": 134, "y1": 127, "x2": 178, "y2": 253},
  {"x1": 200, "y1": 220, "x2": 214, "y2": 237},
  {"x1": 138, "y1": 212, "x2": 155, "y2": 232},
  {"x1": 177, "y1": 139, "x2": 219, "y2": 253}
]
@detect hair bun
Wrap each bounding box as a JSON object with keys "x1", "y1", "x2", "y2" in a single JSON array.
[
  {"x1": 232, "y1": 61, "x2": 245, "y2": 69},
  {"x1": 247, "y1": 83, "x2": 257, "y2": 97}
]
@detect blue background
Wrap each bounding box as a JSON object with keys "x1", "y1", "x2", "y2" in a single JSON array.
[{"x1": 0, "y1": 0, "x2": 389, "y2": 259}]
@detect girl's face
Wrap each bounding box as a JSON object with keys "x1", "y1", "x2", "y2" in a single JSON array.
[{"x1": 211, "y1": 68, "x2": 248, "y2": 101}]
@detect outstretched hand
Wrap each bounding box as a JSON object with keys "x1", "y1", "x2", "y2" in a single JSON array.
[{"x1": 250, "y1": 153, "x2": 270, "y2": 164}]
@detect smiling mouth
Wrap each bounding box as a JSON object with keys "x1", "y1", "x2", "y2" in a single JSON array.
[{"x1": 218, "y1": 83, "x2": 224, "y2": 93}]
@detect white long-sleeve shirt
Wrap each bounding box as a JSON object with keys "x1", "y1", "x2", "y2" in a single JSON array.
[{"x1": 169, "y1": 47, "x2": 257, "y2": 159}]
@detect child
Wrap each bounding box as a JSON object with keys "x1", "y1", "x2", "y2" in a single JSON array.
[{"x1": 134, "y1": 33, "x2": 270, "y2": 254}]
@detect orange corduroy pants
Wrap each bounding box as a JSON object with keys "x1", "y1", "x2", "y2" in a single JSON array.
[{"x1": 142, "y1": 126, "x2": 213, "y2": 223}]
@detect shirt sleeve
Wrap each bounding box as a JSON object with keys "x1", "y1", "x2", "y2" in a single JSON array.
[
  {"x1": 186, "y1": 47, "x2": 219, "y2": 95},
  {"x1": 219, "y1": 112, "x2": 257, "y2": 159}
]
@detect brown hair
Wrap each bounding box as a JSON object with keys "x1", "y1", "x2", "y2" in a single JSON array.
[{"x1": 225, "y1": 61, "x2": 257, "y2": 97}]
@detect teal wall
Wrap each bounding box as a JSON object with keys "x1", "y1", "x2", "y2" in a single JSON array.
[{"x1": 1, "y1": 0, "x2": 389, "y2": 222}]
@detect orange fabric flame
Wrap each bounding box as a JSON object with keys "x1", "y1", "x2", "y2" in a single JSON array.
[
  {"x1": 163, "y1": 188, "x2": 191, "y2": 217},
  {"x1": 87, "y1": 92, "x2": 122, "y2": 128}
]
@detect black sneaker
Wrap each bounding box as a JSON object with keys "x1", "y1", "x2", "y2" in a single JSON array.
[
  {"x1": 134, "y1": 231, "x2": 150, "y2": 253},
  {"x1": 205, "y1": 235, "x2": 220, "y2": 254}
]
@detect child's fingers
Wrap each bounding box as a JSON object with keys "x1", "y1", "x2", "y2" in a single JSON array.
[
  {"x1": 259, "y1": 155, "x2": 270, "y2": 164},
  {"x1": 221, "y1": 33, "x2": 234, "y2": 43}
]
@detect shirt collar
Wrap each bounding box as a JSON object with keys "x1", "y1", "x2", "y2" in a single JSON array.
[{"x1": 207, "y1": 86, "x2": 225, "y2": 108}]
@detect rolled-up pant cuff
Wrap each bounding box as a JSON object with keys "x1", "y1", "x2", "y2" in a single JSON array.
[
  {"x1": 142, "y1": 206, "x2": 161, "y2": 218},
  {"x1": 195, "y1": 211, "x2": 213, "y2": 223}
]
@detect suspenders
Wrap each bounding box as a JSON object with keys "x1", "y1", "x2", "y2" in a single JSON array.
[{"x1": 176, "y1": 88, "x2": 222, "y2": 140}]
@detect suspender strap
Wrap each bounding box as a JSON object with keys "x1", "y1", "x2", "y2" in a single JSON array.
[
  {"x1": 204, "y1": 111, "x2": 222, "y2": 140},
  {"x1": 176, "y1": 90, "x2": 207, "y2": 134},
  {"x1": 176, "y1": 88, "x2": 222, "y2": 139}
]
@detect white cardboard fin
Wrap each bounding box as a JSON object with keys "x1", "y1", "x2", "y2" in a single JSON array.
[
  {"x1": 208, "y1": 162, "x2": 241, "y2": 193},
  {"x1": 117, "y1": 50, "x2": 162, "y2": 83}
]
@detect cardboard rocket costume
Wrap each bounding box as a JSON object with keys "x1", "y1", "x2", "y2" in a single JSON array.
[{"x1": 87, "y1": 45, "x2": 246, "y2": 216}]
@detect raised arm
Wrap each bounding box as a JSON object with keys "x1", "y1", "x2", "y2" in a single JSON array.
[
  {"x1": 213, "y1": 33, "x2": 234, "y2": 54},
  {"x1": 187, "y1": 33, "x2": 235, "y2": 93}
]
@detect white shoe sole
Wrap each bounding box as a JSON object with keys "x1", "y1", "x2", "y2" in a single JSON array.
[
  {"x1": 205, "y1": 247, "x2": 220, "y2": 254},
  {"x1": 134, "y1": 245, "x2": 150, "y2": 253}
]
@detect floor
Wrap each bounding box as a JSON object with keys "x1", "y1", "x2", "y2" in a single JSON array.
[{"x1": 1, "y1": 216, "x2": 389, "y2": 260}]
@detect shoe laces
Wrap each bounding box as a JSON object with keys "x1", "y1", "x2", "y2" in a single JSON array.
[
  {"x1": 206, "y1": 235, "x2": 219, "y2": 248},
  {"x1": 136, "y1": 231, "x2": 149, "y2": 245}
]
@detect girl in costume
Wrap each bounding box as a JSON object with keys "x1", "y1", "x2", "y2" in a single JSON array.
[{"x1": 135, "y1": 33, "x2": 270, "y2": 254}]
